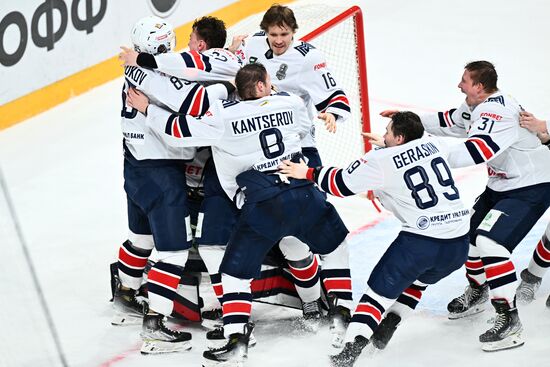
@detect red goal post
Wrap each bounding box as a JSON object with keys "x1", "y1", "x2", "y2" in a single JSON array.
[{"x1": 300, "y1": 5, "x2": 371, "y2": 154}]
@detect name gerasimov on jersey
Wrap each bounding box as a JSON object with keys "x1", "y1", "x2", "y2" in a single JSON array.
[
  {"x1": 121, "y1": 65, "x2": 228, "y2": 160},
  {"x1": 240, "y1": 32, "x2": 351, "y2": 148},
  {"x1": 151, "y1": 48, "x2": 241, "y2": 82},
  {"x1": 310, "y1": 136, "x2": 469, "y2": 239},
  {"x1": 419, "y1": 91, "x2": 550, "y2": 192},
  {"x1": 143, "y1": 92, "x2": 311, "y2": 205}
]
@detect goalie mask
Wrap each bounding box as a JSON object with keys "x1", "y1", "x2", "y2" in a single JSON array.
[{"x1": 131, "y1": 16, "x2": 175, "y2": 55}]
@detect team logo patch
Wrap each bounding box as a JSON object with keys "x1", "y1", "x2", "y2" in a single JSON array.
[
  {"x1": 249, "y1": 56, "x2": 258, "y2": 64},
  {"x1": 416, "y1": 216, "x2": 430, "y2": 230},
  {"x1": 276, "y1": 63, "x2": 288, "y2": 80},
  {"x1": 147, "y1": 0, "x2": 180, "y2": 17}
]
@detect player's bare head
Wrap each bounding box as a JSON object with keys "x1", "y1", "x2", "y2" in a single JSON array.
[
  {"x1": 464, "y1": 61, "x2": 498, "y2": 93},
  {"x1": 236, "y1": 63, "x2": 270, "y2": 100},
  {"x1": 260, "y1": 4, "x2": 298, "y2": 32},
  {"x1": 190, "y1": 16, "x2": 227, "y2": 50},
  {"x1": 385, "y1": 111, "x2": 424, "y2": 147}
]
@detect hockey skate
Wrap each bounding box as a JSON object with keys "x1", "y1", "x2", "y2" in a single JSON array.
[
  {"x1": 480, "y1": 299, "x2": 524, "y2": 352},
  {"x1": 293, "y1": 299, "x2": 322, "y2": 332},
  {"x1": 515, "y1": 269, "x2": 542, "y2": 305},
  {"x1": 329, "y1": 305, "x2": 351, "y2": 348},
  {"x1": 111, "y1": 286, "x2": 148, "y2": 326},
  {"x1": 206, "y1": 325, "x2": 257, "y2": 349},
  {"x1": 447, "y1": 280, "x2": 489, "y2": 319},
  {"x1": 202, "y1": 322, "x2": 254, "y2": 367},
  {"x1": 202, "y1": 308, "x2": 223, "y2": 330},
  {"x1": 371, "y1": 312, "x2": 401, "y2": 350},
  {"x1": 140, "y1": 313, "x2": 192, "y2": 354},
  {"x1": 329, "y1": 335, "x2": 369, "y2": 367}
]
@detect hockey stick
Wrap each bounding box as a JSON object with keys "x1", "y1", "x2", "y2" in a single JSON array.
[{"x1": 0, "y1": 165, "x2": 69, "y2": 367}]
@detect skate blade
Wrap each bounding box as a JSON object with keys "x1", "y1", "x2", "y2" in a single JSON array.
[
  {"x1": 202, "y1": 357, "x2": 245, "y2": 367},
  {"x1": 207, "y1": 335, "x2": 257, "y2": 350},
  {"x1": 202, "y1": 318, "x2": 223, "y2": 330},
  {"x1": 111, "y1": 312, "x2": 142, "y2": 326},
  {"x1": 448, "y1": 304, "x2": 486, "y2": 320},
  {"x1": 481, "y1": 333, "x2": 524, "y2": 352},
  {"x1": 140, "y1": 340, "x2": 192, "y2": 355}
]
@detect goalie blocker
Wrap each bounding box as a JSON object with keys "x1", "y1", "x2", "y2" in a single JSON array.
[{"x1": 109, "y1": 247, "x2": 308, "y2": 321}]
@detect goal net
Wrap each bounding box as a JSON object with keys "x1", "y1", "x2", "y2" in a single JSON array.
[{"x1": 227, "y1": 0, "x2": 371, "y2": 168}]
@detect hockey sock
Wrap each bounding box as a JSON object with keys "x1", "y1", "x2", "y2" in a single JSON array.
[
  {"x1": 465, "y1": 244, "x2": 486, "y2": 286},
  {"x1": 147, "y1": 251, "x2": 188, "y2": 316},
  {"x1": 477, "y1": 236, "x2": 517, "y2": 308},
  {"x1": 527, "y1": 225, "x2": 550, "y2": 278},
  {"x1": 391, "y1": 281, "x2": 428, "y2": 317},
  {"x1": 221, "y1": 274, "x2": 253, "y2": 336},
  {"x1": 198, "y1": 245, "x2": 226, "y2": 305},
  {"x1": 117, "y1": 239, "x2": 153, "y2": 290},
  {"x1": 320, "y1": 240, "x2": 353, "y2": 307},
  {"x1": 346, "y1": 290, "x2": 394, "y2": 342},
  {"x1": 288, "y1": 254, "x2": 321, "y2": 303}
]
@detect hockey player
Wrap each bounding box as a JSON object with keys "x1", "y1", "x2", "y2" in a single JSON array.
[
  {"x1": 121, "y1": 15, "x2": 333, "y2": 338},
  {"x1": 120, "y1": 16, "x2": 242, "y2": 329},
  {"x1": 114, "y1": 16, "x2": 232, "y2": 354},
  {"x1": 515, "y1": 111, "x2": 550, "y2": 307},
  {"x1": 235, "y1": 4, "x2": 354, "y2": 340},
  {"x1": 279, "y1": 112, "x2": 470, "y2": 367},
  {"x1": 382, "y1": 61, "x2": 550, "y2": 351},
  {"x1": 126, "y1": 63, "x2": 350, "y2": 366}
]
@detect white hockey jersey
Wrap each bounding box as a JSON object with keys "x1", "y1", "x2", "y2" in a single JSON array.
[
  {"x1": 240, "y1": 32, "x2": 351, "y2": 148},
  {"x1": 312, "y1": 136, "x2": 469, "y2": 239},
  {"x1": 185, "y1": 147, "x2": 211, "y2": 190},
  {"x1": 144, "y1": 92, "x2": 311, "y2": 204},
  {"x1": 152, "y1": 48, "x2": 241, "y2": 82},
  {"x1": 420, "y1": 91, "x2": 550, "y2": 192},
  {"x1": 121, "y1": 65, "x2": 228, "y2": 160}
]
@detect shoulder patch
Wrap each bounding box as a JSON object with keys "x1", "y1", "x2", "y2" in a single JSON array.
[
  {"x1": 485, "y1": 95, "x2": 505, "y2": 106},
  {"x1": 294, "y1": 41, "x2": 315, "y2": 56},
  {"x1": 222, "y1": 100, "x2": 240, "y2": 108},
  {"x1": 253, "y1": 31, "x2": 266, "y2": 37},
  {"x1": 275, "y1": 91, "x2": 290, "y2": 97}
]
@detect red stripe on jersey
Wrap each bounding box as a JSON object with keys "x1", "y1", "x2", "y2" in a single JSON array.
[
  {"x1": 323, "y1": 278, "x2": 352, "y2": 292},
  {"x1": 469, "y1": 138, "x2": 493, "y2": 160},
  {"x1": 329, "y1": 169, "x2": 343, "y2": 197},
  {"x1": 485, "y1": 261, "x2": 515, "y2": 280},
  {"x1": 118, "y1": 247, "x2": 148, "y2": 268},
  {"x1": 223, "y1": 301, "x2": 252, "y2": 315},
  {"x1": 212, "y1": 284, "x2": 223, "y2": 298},
  {"x1": 355, "y1": 304, "x2": 382, "y2": 321},
  {"x1": 444, "y1": 110, "x2": 452, "y2": 127},
  {"x1": 189, "y1": 86, "x2": 205, "y2": 116},
  {"x1": 148, "y1": 268, "x2": 180, "y2": 290},
  {"x1": 536, "y1": 240, "x2": 550, "y2": 261},
  {"x1": 329, "y1": 95, "x2": 350, "y2": 106},
  {"x1": 403, "y1": 287, "x2": 422, "y2": 299},
  {"x1": 172, "y1": 117, "x2": 182, "y2": 138},
  {"x1": 466, "y1": 260, "x2": 484, "y2": 270},
  {"x1": 190, "y1": 50, "x2": 205, "y2": 70},
  {"x1": 289, "y1": 256, "x2": 319, "y2": 281}
]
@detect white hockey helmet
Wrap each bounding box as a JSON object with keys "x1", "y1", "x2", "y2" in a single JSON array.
[{"x1": 131, "y1": 16, "x2": 175, "y2": 55}]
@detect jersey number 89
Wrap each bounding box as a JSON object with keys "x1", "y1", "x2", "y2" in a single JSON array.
[{"x1": 403, "y1": 157, "x2": 459, "y2": 209}]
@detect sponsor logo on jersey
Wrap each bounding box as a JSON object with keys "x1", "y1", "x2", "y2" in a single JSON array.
[
  {"x1": 123, "y1": 132, "x2": 145, "y2": 140},
  {"x1": 314, "y1": 62, "x2": 326, "y2": 71},
  {"x1": 462, "y1": 112, "x2": 471, "y2": 120},
  {"x1": 480, "y1": 112, "x2": 502, "y2": 121},
  {"x1": 416, "y1": 216, "x2": 430, "y2": 230},
  {"x1": 276, "y1": 63, "x2": 288, "y2": 80},
  {"x1": 147, "y1": 0, "x2": 180, "y2": 18},
  {"x1": 249, "y1": 56, "x2": 258, "y2": 64},
  {"x1": 294, "y1": 42, "x2": 315, "y2": 56}
]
